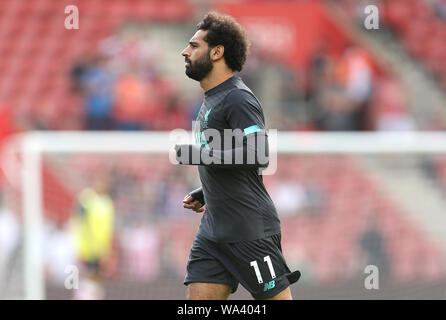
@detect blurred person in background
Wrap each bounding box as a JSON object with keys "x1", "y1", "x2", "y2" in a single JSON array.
[
  {"x1": 70, "y1": 174, "x2": 115, "y2": 299},
  {"x1": 70, "y1": 52, "x2": 95, "y2": 95},
  {"x1": 358, "y1": 213, "x2": 391, "y2": 280},
  {"x1": 340, "y1": 46, "x2": 373, "y2": 129},
  {"x1": 113, "y1": 68, "x2": 147, "y2": 130},
  {"x1": 312, "y1": 46, "x2": 373, "y2": 131},
  {"x1": 81, "y1": 55, "x2": 116, "y2": 130},
  {"x1": 308, "y1": 39, "x2": 332, "y2": 101}
]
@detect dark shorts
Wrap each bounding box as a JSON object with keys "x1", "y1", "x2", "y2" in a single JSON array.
[{"x1": 184, "y1": 233, "x2": 301, "y2": 300}]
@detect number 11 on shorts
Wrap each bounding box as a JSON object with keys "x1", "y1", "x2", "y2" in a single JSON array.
[{"x1": 250, "y1": 255, "x2": 276, "y2": 284}]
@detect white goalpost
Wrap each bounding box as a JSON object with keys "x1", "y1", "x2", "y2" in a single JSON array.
[{"x1": 3, "y1": 131, "x2": 446, "y2": 299}]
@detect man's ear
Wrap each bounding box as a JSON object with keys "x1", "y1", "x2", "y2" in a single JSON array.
[{"x1": 210, "y1": 45, "x2": 225, "y2": 62}]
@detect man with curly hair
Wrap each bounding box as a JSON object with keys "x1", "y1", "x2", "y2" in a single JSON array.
[{"x1": 176, "y1": 11, "x2": 300, "y2": 300}]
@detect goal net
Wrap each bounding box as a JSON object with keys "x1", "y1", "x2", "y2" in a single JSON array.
[{"x1": 1, "y1": 131, "x2": 446, "y2": 299}]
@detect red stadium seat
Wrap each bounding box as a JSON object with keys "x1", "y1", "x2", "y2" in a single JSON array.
[{"x1": 383, "y1": 0, "x2": 446, "y2": 83}]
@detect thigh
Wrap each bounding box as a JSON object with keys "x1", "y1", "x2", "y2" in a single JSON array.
[
  {"x1": 266, "y1": 286, "x2": 293, "y2": 300},
  {"x1": 187, "y1": 282, "x2": 232, "y2": 300}
]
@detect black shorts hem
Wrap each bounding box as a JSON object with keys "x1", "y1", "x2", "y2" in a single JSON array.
[{"x1": 184, "y1": 278, "x2": 238, "y2": 294}]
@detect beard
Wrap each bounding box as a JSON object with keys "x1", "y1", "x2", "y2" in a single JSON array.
[{"x1": 185, "y1": 50, "x2": 213, "y2": 81}]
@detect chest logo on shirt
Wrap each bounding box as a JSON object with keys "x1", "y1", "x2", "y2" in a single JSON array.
[
  {"x1": 203, "y1": 108, "x2": 212, "y2": 129},
  {"x1": 195, "y1": 108, "x2": 212, "y2": 148}
]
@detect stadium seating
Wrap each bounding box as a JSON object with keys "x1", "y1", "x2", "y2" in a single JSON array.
[
  {"x1": 382, "y1": 0, "x2": 446, "y2": 90},
  {"x1": 0, "y1": 0, "x2": 194, "y2": 131},
  {"x1": 0, "y1": 0, "x2": 195, "y2": 238}
]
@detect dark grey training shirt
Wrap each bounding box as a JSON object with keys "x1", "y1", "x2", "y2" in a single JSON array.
[{"x1": 193, "y1": 76, "x2": 281, "y2": 242}]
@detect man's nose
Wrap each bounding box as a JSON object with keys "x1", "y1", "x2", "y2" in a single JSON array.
[{"x1": 181, "y1": 48, "x2": 189, "y2": 57}]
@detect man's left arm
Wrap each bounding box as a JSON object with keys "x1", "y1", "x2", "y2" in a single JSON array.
[{"x1": 175, "y1": 89, "x2": 269, "y2": 170}]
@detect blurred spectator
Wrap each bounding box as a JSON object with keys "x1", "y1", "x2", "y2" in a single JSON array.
[
  {"x1": 309, "y1": 39, "x2": 333, "y2": 100},
  {"x1": 312, "y1": 46, "x2": 373, "y2": 131},
  {"x1": 278, "y1": 68, "x2": 310, "y2": 130},
  {"x1": 341, "y1": 47, "x2": 373, "y2": 106},
  {"x1": 70, "y1": 53, "x2": 94, "y2": 95},
  {"x1": 419, "y1": 155, "x2": 442, "y2": 190},
  {"x1": 70, "y1": 174, "x2": 115, "y2": 299},
  {"x1": 358, "y1": 214, "x2": 390, "y2": 279},
  {"x1": 341, "y1": 46, "x2": 374, "y2": 130},
  {"x1": 81, "y1": 55, "x2": 116, "y2": 130},
  {"x1": 313, "y1": 78, "x2": 360, "y2": 130},
  {"x1": 113, "y1": 70, "x2": 147, "y2": 130}
]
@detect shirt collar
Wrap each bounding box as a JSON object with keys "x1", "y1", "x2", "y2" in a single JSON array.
[{"x1": 204, "y1": 75, "x2": 238, "y2": 97}]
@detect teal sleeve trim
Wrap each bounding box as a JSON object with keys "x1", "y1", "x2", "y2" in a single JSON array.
[{"x1": 243, "y1": 125, "x2": 261, "y2": 135}]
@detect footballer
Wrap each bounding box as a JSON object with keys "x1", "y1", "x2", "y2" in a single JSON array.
[{"x1": 175, "y1": 11, "x2": 300, "y2": 300}]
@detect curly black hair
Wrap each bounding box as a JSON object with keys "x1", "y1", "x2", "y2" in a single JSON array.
[{"x1": 196, "y1": 11, "x2": 250, "y2": 72}]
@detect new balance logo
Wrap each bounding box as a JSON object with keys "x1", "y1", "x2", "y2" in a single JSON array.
[{"x1": 263, "y1": 280, "x2": 275, "y2": 292}]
